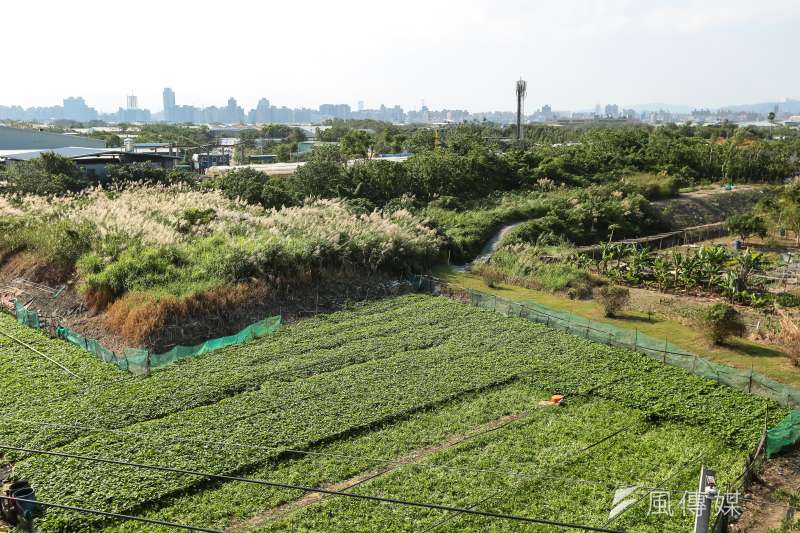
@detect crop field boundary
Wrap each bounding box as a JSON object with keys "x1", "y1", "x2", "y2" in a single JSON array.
[
  {"x1": 408, "y1": 274, "x2": 800, "y2": 459},
  {"x1": 8, "y1": 301, "x2": 281, "y2": 374}
]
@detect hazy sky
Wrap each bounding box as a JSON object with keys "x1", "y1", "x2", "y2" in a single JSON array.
[{"x1": 3, "y1": 0, "x2": 799, "y2": 113}]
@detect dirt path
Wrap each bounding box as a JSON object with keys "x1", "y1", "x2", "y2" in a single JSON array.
[
  {"x1": 227, "y1": 411, "x2": 529, "y2": 532},
  {"x1": 732, "y1": 451, "x2": 800, "y2": 532}
]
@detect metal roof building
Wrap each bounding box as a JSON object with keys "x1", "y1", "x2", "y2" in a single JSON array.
[
  {"x1": 0, "y1": 147, "x2": 180, "y2": 178},
  {"x1": 0, "y1": 125, "x2": 105, "y2": 150}
]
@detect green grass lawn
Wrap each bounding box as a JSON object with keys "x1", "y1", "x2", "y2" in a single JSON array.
[{"x1": 435, "y1": 267, "x2": 800, "y2": 388}]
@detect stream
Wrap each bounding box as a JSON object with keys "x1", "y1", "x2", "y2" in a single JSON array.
[{"x1": 450, "y1": 221, "x2": 525, "y2": 273}]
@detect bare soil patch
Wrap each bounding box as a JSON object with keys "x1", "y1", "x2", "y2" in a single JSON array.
[{"x1": 733, "y1": 450, "x2": 800, "y2": 532}]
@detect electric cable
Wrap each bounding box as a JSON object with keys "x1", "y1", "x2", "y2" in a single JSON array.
[
  {"x1": 0, "y1": 443, "x2": 624, "y2": 533},
  {"x1": 0, "y1": 494, "x2": 223, "y2": 533}
]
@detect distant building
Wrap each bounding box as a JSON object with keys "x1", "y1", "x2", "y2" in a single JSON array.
[
  {"x1": 604, "y1": 104, "x2": 619, "y2": 118},
  {"x1": 0, "y1": 125, "x2": 105, "y2": 150},
  {"x1": 192, "y1": 152, "x2": 231, "y2": 173},
  {"x1": 63, "y1": 97, "x2": 98, "y2": 122},
  {"x1": 163, "y1": 88, "x2": 176, "y2": 122},
  {"x1": 127, "y1": 94, "x2": 138, "y2": 110},
  {"x1": 319, "y1": 104, "x2": 351, "y2": 120}
]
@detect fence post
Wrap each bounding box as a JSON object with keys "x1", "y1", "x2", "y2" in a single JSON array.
[
  {"x1": 663, "y1": 338, "x2": 668, "y2": 363},
  {"x1": 633, "y1": 329, "x2": 638, "y2": 351},
  {"x1": 693, "y1": 466, "x2": 717, "y2": 533},
  {"x1": 749, "y1": 369, "x2": 753, "y2": 394}
]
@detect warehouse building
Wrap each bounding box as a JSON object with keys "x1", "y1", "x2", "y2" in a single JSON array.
[
  {"x1": 0, "y1": 125, "x2": 105, "y2": 150},
  {"x1": 0, "y1": 147, "x2": 179, "y2": 178}
]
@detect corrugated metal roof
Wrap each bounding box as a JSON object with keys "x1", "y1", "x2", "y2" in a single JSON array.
[{"x1": 0, "y1": 147, "x2": 117, "y2": 161}]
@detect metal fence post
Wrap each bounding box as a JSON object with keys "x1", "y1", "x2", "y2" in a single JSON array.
[
  {"x1": 633, "y1": 329, "x2": 638, "y2": 351},
  {"x1": 694, "y1": 466, "x2": 717, "y2": 533},
  {"x1": 663, "y1": 338, "x2": 668, "y2": 363}
]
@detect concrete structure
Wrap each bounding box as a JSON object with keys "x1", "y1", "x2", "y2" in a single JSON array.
[{"x1": 0, "y1": 126, "x2": 105, "y2": 150}]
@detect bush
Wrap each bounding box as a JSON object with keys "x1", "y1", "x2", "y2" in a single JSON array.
[
  {"x1": 597, "y1": 285, "x2": 630, "y2": 317},
  {"x1": 726, "y1": 212, "x2": 768, "y2": 242},
  {"x1": 213, "y1": 167, "x2": 268, "y2": 205},
  {"x1": 698, "y1": 303, "x2": 744, "y2": 345},
  {"x1": 480, "y1": 269, "x2": 503, "y2": 288},
  {"x1": 1, "y1": 153, "x2": 89, "y2": 195},
  {"x1": 106, "y1": 163, "x2": 196, "y2": 187}
]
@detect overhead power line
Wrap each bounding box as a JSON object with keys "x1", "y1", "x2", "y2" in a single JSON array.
[
  {"x1": 0, "y1": 494, "x2": 223, "y2": 533},
  {"x1": 0, "y1": 444, "x2": 624, "y2": 533},
  {"x1": 0, "y1": 327, "x2": 81, "y2": 379}
]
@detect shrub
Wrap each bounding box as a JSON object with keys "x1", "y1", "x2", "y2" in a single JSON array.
[
  {"x1": 698, "y1": 303, "x2": 744, "y2": 345},
  {"x1": 597, "y1": 285, "x2": 630, "y2": 317},
  {"x1": 480, "y1": 269, "x2": 503, "y2": 288},
  {"x1": 726, "y1": 212, "x2": 768, "y2": 242},
  {"x1": 213, "y1": 167, "x2": 268, "y2": 205},
  {"x1": 2, "y1": 153, "x2": 89, "y2": 195}
]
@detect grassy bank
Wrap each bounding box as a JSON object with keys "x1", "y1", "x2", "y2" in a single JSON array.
[{"x1": 435, "y1": 267, "x2": 799, "y2": 387}]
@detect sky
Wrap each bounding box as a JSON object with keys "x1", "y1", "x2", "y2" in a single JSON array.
[{"x1": 3, "y1": 0, "x2": 799, "y2": 113}]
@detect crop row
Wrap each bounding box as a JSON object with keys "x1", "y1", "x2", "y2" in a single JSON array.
[
  {"x1": 0, "y1": 296, "x2": 467, "y2": 451},
  {"x1": 0, "y1": 313, "x2": 127, "y2": 413},
  {"x1": 102, "y1": 381, "x2": 542, "y2": 532},
  {"x1": 5, "y1": 295, "x2": 789, "y2": 530},
  {"x1": 15, "y1": 327, "x2": 557, "y2": 530},
  {"x1": 266, "y1": 398, "x2": 743, "y2": 532}
]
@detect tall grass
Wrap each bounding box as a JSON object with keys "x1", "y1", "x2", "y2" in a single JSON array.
[
  {"x1": 472, "y1": 243, "x2": 602, "y2": 298},
  {"x1": 0, "y1": 185, "x2": 445, "y2": 301}
]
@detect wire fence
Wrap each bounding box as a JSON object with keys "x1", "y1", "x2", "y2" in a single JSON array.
[
  {"x1": 408, "y1": 274, "x2": 800, "y2": 459},
  {"x1": 712, "y1": 430, "x2": 768, "y2": 533}
]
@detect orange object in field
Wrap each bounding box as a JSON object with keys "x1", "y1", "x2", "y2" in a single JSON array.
[{"x1": 550, "y1": 395, "x2": 564, "y2": 405}]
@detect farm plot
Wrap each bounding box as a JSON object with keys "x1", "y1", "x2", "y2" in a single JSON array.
[{"x1": 0, "y1": 295, "x2": 788, "y2": 532}]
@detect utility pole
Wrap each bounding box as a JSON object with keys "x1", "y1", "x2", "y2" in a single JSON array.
[{"x1": 693, "y1": 466, "x2": 717, "y2": 533}]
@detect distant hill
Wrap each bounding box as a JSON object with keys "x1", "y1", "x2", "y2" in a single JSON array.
[
  {"x1": 720, "y1": 100, "x2": 800, "y2": 114},
  {"x1": 628, "y1": 103, "x2": 696, "y2": 114},
  {"x1": 625, "y1": 100, "x2": 800, "y2": 115}
]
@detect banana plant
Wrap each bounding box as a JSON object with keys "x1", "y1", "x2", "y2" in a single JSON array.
[{"x1": 732, "y1": 249, "x2": 766, "y2": 294}]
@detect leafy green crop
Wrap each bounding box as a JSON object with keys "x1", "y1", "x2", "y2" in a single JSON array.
[{"x1": 0, "y1": 295, "x2": 788, "y2": 531}]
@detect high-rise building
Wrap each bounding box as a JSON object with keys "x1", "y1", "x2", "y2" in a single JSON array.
[
  {"x1": 163, "y1": 88, "x2": 176, "y2": 122},
  {"x1": 62, "y1": 96, "x2": 97, "y2": 122},
  {"x1": 358, "y1": 100, "x2": 364, "y2": 111},
  {"x1": 604, "y1": 104, "x2": 619, "y2": 118},
  {"x1": 255, "y1": 98, "x2": 271, "y2": 123},
  {"x1": 127, "y1": 94, "x2": 138, "y2": 110}
]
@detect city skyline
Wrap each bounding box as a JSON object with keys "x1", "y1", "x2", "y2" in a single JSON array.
[
  {"x1": 3, "y1": 87, "x2": 800, "y2": 122},
  {"x1": 2, "y1": 0, "x2": 799, "y2": 113}
]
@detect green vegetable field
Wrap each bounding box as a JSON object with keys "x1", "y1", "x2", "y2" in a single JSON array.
[{"x1": 0, "y1": 294, "x2": 787, "y2": 532}]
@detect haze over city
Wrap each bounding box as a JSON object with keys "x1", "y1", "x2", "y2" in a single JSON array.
[{"x1": 3, "y1": 0, "x2": 800, "y2": 113}]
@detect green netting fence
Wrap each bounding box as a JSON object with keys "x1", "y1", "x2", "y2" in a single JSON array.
[
  {"x1": 409, "y1": 274, "x2": 800, "y2": 458},
  {"x1": 14, "y1": 301, "x2": 40, "y2": 329},
  {"x1": 11, "y1": 299, "x2": 280, "y2": 375},
  {"x1": 54, "y1": 315, "x2": 281, "y2": 375}
]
